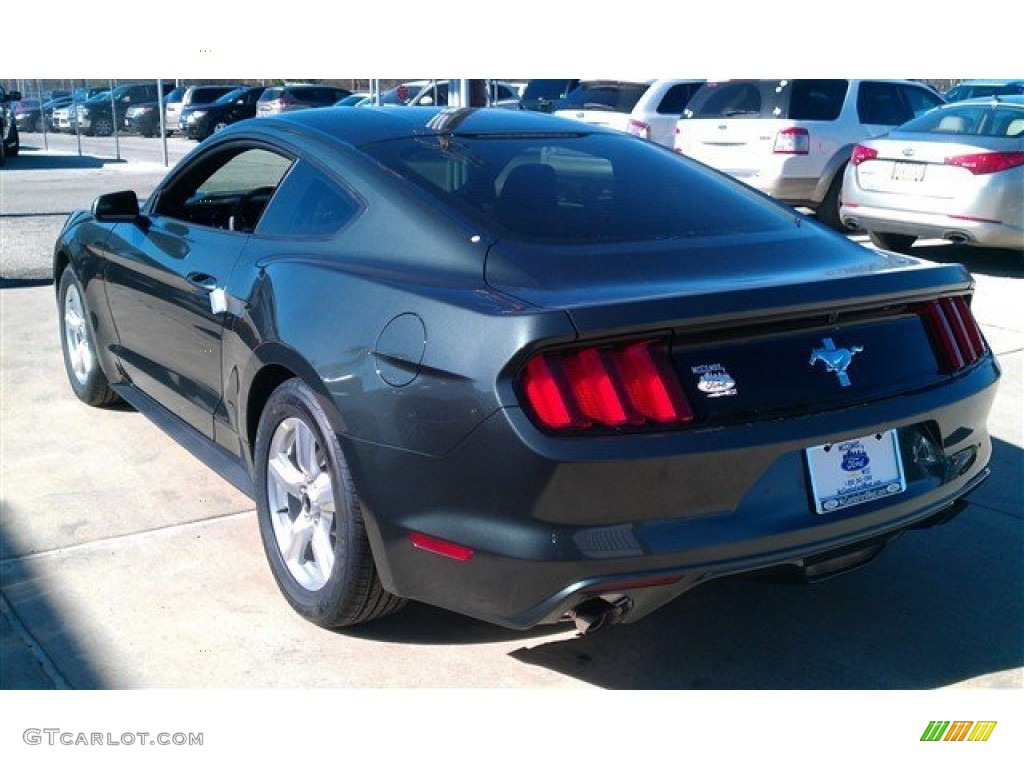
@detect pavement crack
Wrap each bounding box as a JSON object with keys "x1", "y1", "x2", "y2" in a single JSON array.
[{"x1": 0, "y1": 508, "x2": 256, "y2": 567}]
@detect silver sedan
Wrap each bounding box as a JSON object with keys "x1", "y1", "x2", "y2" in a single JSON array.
[{"x1": 840, "y1": 96, "x2": 1024, "y2": 252}]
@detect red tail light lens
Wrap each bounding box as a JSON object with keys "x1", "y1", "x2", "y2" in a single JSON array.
[
  {"x1": 520, "y1": 340, "x2": 693, "y2": 433},
  {"x1": 627, "y1": 119, "x2": 651, "y2": 140},
  {"x1": 917, "y1": 296, "x2": 987, "y2": 372},
  {"x1": 945, "y1": 151, "x2": 1024, "y2": 175},
  {"x1": 773, "y1": 127, "x2": 809, "y2": 155},
  {"x1": 850, "y1": 144, "x2": 879, "y2": 166}
]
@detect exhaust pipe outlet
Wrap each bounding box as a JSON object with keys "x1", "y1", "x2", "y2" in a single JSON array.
[
  {"x1": 843, "y1": 217, "x2": 860, "y2": 230},
  {"x1": 569, "y1": 596, "x2": 633, "y2": 635},
  {"x1": 945, "y1": 231, "x2": 971, "y2": 244}
]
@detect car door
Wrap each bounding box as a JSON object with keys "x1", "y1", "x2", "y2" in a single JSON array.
[{"x1": 103, "y1": 143, "x2": 295, "y2": 438}]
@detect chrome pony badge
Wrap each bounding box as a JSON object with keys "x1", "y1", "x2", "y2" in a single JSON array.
[
  {"x1": 810, "y1": 337, "x2": 863, "y2": 387},
  {"x1": 691, "y1": 363, "x2": 737, "y2": 398}
]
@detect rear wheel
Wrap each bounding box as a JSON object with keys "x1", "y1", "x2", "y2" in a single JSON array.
[
  {"x1": 816, "y1": 167, "x2": 851, "y2": 232},
  {"x1": 868, "y1": 231, "x2": 917, "y2": 253},
  {"x1": 58, "y1": 267, "x2": 120, "y2": 407},
  {"x1": 254, "y1": 378, "x2": 406, "y2": 628}
]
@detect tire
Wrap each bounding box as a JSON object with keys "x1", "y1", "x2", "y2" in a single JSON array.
[
  {"x1": 816, "y1": 167, "x2": 851, "y2": 232},
  {"x1": 868, "y1": 231, "x2": 917, "y2": 253},
  {"x1": 58, "y1": 267, "x2": 120, "y2": 407},
  {"x1": 92, "y1": 116, "x2": 113, "y2": 137},
  {"x1": 254, "y1": 378, "x2": 406, "y2": 628},
  {"x1": 6, "y1": 124, "x2": 18, "y2": 158}
]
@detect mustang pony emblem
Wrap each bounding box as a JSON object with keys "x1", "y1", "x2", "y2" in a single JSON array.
[{"x1": 810, "y1": 337, "x2": 863, "y2": 387}]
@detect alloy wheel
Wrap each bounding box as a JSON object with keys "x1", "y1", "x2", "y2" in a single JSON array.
[{"x1": 265, "y1": 417, "x2": 336, "y2": 590}]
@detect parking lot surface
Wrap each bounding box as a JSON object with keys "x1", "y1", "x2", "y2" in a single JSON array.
[{"x1": 2, "y1": 135, "x2": 1021, "y2": 689}]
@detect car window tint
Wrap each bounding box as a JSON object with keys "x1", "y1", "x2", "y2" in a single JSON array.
[
  {"x1": 523, "y1": 79, "x2": 575, "y2": 101},
  {"x1": 557, "y1": 83, "x2": 649, "y2": 113},
  {"x1": 256, "y1": 161, "x2": 360, "y2": 237},
  {"x1": 901, "y1": 86, "x2": 944, "y2": 118},
  {"x1": 857, "y1": 82, "x2": 912, "y2": 125},
  {"x1": 788, "y1": 80, "x2": 847, "y2": 121},
  {"x1": 364, "y1": 133, "x2": 789, "y2": 243},
  {"x1": 687, "y1": 82, "x2": 764, "y2": 118},
  {"x1": 656, "y1": 83, "x2": 702, "y2": 115},
  {"x1": 900, "y1": 105, "x2": 1024, "y2": 137},
  {"x1": 154, "y1": 147, "x2": 294, "y2": 232}
]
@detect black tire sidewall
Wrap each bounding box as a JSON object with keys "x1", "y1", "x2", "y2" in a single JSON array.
[{"x1": 254, "y1": 379, "x2": 368, "y2": 625}]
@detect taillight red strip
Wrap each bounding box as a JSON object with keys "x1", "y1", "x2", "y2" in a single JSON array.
[
  {"x1": 917, "y1": 296, "x2": 987, "y2": 373},
  {"x1": 945, "y1": 151, "x2": 1024, "y2": 175},
  {"x1": 520, "y1": 339, "x2": 693, "y2": 433}
]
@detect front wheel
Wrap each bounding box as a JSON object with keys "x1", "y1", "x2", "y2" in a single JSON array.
[
  {"x1": 58, "y1": 267, "x2": 120, "y2": 407},
  {"x1": 92, "y1": 116, "x2": 113, "y2": 137},
  {"x1": 868, "y1": 231, "x2": 917, "y2": 253},
  {"x1": 254, "y1": 379, "x2": 405, "y2": 628}
]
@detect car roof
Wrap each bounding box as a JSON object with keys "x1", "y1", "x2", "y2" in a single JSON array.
[{"x1": 247, "y1": 106, "x2": 602, "y2": 148}]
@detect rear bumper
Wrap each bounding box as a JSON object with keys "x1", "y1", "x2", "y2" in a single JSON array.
[
  {"x1": 350, "y1": 358, "x2": 1000, "y2": 629},
  {"x1": 841, "y1": 203, "x2": 1024, "y2": 250}
]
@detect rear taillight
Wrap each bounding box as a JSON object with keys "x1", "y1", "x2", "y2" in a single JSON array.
[
  {"x1": 945, "y1": 151, "x2": 1024, "y2": 175},
  {"x1": 917, "y1": 296, "x2": 987, "y2": 372},
  {"x1": 773, "y1": 127, "x2": 809, "y2": 155},
  {"x1": 627, "y1": 119, "x2": 651, "y2": 140},
  {"x1": 850, "y1": 144, "x2": 878, "y2": 166},
  {"x1": 520, "y1": 340, "x2": 693, "y2": 433}
]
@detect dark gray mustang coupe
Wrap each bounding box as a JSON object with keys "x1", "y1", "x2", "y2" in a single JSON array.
[{"x1": 55, "y1": 107, "x2": 999, "y2": 633}]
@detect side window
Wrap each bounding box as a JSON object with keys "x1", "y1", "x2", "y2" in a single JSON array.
[
  {"x1": 788, "y1": 80, "x2": 847, "y2": 121},
  {"x1": 256, "y1": 161, "x2": 360, "y2": 237},
  {"x1": 857, "y1": 82, "x2": 912, "y2": 126},
  {"x1": 656, "y1": 83, "x2": 702, "y2": 115},
  {"x1": 154, "y1": 146, "x2": 294, "y2": 232},
  {"x1": 902, "y1": 86, "x2": 944, "y2": 119}
]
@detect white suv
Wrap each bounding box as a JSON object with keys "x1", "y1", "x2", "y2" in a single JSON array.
[
  {"x1": 553, "y1": 79, "x2": 704, "y2": 148},
  {"x1": 673, "y1": 79, "x2": 944, "y2": 228}
]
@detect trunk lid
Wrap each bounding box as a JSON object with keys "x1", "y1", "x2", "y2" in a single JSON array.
[{"x1": 487, "y1": 226, "x2": 979, "y2": 422}]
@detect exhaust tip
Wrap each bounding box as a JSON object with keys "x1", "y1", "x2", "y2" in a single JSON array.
[
  {"x1": 944, "y1": 231, "x2": 972, "y2": 244},
  {"x1": 569, "y1": 596, "x2": 632, "y2": 635}
]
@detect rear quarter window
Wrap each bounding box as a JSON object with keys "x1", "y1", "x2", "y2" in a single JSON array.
[
  {"x1": 257, "y1": 161, "x2": 360, "y2": 237},
  {"x1": 655, "y1": 82, "x2": 703, "y2": 115},
  {"x1": 787, "y1": 80, "x2": 848, "y2": 120}
]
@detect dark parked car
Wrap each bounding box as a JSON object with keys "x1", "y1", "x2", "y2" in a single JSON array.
[
  {"x1": 13, "y1": 97, "x2": 42, "y2": 132},
  {"x1": 76, "y1": 81, "x2": 175, "y2": 136},
  {"x1": 0, "y1": 85, "x2": 21, "y2": 164},
  {"x1": 55, "y1": 107, "x2": 999, "y2": 634},
  {"x1": 181, "y1": 86, "x2": 266, "y2": 140}
]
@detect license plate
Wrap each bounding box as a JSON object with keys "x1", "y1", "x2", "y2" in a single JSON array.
[
  {"x1": 806, "y1": 430, "x2": 906, "y2": 514},
  {"x1": 892, "y1": 162, "x2": 925, "y2": 182}
]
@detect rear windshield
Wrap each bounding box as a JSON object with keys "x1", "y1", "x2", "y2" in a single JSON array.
[
  {"x1": 361, "y1": 133, "x2": 790, "y2": 244},
  {"x1": 288, "y1": 87, "x2": 348, "y2": 105},
  {"x1": 259, "y1": 88, "x2": 284, "y2": 102},
  {"x1": 685, "y1": 80, "x2": 849, "y2": 121},
  {"x1": 215, "y1": 87, "x2": 248, "y2": 105},
  {"x1": 523, "y1": 79, "x2": 577, "y2": 101},
  {"x1": 556, "y1": 82, "x2": 649, "y2": 113},
  {"x1": 899, "y1": 105, "x2": 1024, "y2": 138}
]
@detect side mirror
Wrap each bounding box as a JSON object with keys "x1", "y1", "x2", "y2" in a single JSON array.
[{"x1": 92, "y1": 191, "x2": 141, "y2": 222}]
